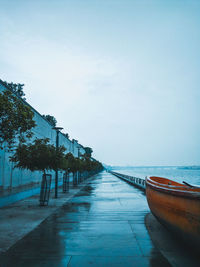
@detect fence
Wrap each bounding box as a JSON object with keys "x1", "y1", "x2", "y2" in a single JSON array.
[{"x1": 109, "y1": 171, "x2": 146, "y2": 191}]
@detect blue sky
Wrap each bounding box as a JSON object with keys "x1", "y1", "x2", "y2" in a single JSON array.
[{"x1": 0, "y1": 0, "x2": 200, "y2": 166}]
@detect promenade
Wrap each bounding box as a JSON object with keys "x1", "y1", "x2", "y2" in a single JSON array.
[{"x1": 0, "y1": 171, "x2": 199, "y2": 266}]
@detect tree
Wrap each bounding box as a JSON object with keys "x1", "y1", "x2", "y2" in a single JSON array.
[
  {"x1": 81, "y1": 154, "x2": 103, "y2": 173},
  {"x1": 2, "y1": 80, "x2": 26, "y2": 99},
  {"x1": 42, "y1": 114, "x2": 57, "y2": 127},
  {"x1": 84, "y1": 147, "x2": 93, "y2": 157},
  {"x1": 65, "y1": 153, "x2": 78, "y2": 174},
  {"x1": 10, "y1": 138, "x2": 66, "y2": 174},
  {"x1": 10, "y1": 138, "x2": 67, "y2": 205},
  {"x1": 0, "y1": 90, "x2": 36, "y2": 150},
  {"x1": 65, "y1": 153, "x2": 81, "y2": 185}
]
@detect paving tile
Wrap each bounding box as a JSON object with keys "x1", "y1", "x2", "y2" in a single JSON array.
[
  {"x1": 68, "y1": 256, "x2": 150, "y2": 267},
  {"x1": 0, "y1": 255, "x2": 71, "y2": 267}
]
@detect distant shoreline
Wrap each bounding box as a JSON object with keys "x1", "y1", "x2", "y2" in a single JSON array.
[{"x1": 111, "y1": 166, "x2": 200, "y2": 170}]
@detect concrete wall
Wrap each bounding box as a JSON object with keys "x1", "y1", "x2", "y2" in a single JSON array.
[{"x1": 0, "y1": 82, "x2": 86, "y2": 189}]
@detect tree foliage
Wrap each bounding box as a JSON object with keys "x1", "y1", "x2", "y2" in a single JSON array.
[
  {"x1": 64, "y1": 152, "x2": 78, "y2": 173},
  {"x1": 42, "y1": 114, "x2": 57, "y2": 127},
  {"x1": 81, "y1": 155, "x2": 103, "y2": 172},
  {"x1": 84, "y1": 147, "x2": 93, "y2": 157},
  {"x1": 0, "y1": 90, "x2": 36, "y2": 150},
  {"x1": 10, "y1": 139, "x2": 103, "y2": 176},
  {"x1": 65, "y1": 153, "x2": 103, "y2": 173},
  {"x1": 2, "y1": 80, "x2": 26, "y2": 99},
  {"x1": 10, "y1": 138, "x2": 66, "y2": 173}
]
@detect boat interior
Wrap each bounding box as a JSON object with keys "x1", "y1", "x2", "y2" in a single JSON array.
[{"x1": 147, "y1": 176, "x2": 200, "y2": 193}]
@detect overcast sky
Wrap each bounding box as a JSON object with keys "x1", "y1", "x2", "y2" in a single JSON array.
[{"x1": 0, "y1": 0, "x2": 200, "y2": 166}]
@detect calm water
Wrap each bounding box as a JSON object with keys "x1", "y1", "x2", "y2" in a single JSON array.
[{"x1": 111, "y1": 166, "x2": 200, "y2": 186}]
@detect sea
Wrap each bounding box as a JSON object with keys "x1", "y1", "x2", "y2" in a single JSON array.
[{"x1": 111, "y1": 166, "x2": 200, "y2": 186}]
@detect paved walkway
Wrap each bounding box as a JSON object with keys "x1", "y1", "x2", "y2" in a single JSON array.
[
  {"x1": 0, "y1": 171, "x2": 169, "y2": 266},
  {"x1": 0, "y1": 176, "x2": 94, "y2": 254},
  {"x1": 0, "y1": 171, "x2": 199, "y2": 266}
]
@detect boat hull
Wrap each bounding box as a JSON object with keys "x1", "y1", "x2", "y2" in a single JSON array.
[{"x1": 146, "y1": 177, "x2": 200, "y2": 247}]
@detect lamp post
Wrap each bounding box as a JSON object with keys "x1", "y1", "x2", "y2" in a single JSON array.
[{"x1": 53, "y1": 126, "x2": 63, "y2": 198}]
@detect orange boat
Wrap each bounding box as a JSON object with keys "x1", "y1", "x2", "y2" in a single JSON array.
[{"x1": 146, "y1": 176, "x2": 200, "y2": 247}]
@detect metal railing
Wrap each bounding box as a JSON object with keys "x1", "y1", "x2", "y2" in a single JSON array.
[{"x1": 109, "y1": 171, "x2": 146, "y2": 191}]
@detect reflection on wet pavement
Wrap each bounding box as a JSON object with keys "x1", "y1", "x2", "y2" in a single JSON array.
[
  {"x1": 0, "y1": 171, "x2": 170, "y2": 266},
  {"x1": 146, "y1": 213, "x2": 200, "y2": 267}
]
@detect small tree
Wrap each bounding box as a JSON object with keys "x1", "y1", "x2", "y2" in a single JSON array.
[
  {"x1": 0, "y1": 90, "x2": 36, "y2": 150},
  {"x1": 81, "y1": 155, "x2": 103, "y2": 174},
  {"x1": 84, "y1": 147, "x2": 93, "y2": 157},
  {"x1": 11, "y1": 138, "x2": 66, "y2": 174},
  {"x1": 65, "y1": 153, "x2": 80, "y2": 185},
  {"x1": 42, "y1": 114, "x2": 57, "y2": 127},
  {"x1": 11, "y1": 138, "x2": 67, "y2": 205},
  {"x1": 65, "y1": 153, "x2": 75, "y2": 173}
]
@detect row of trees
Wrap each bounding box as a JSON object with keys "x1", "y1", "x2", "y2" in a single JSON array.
[
  {"x1": 11, "y1": 138, "x2": 103, "y2": 176},
  {"x1": 10, "y1": 138, "x2": 103, "y2": 205},
  {"x1": 0, "y1": 81, "x2": 103, "y2": 205}
]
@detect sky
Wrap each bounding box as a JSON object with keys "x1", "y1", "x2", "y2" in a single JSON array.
[{"x1": 0, "y1": 0, "x2": 200, "y2": 166}]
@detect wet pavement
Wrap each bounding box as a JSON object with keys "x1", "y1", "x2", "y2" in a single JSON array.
[
  {"x1": 146, "y1": 213, "x2": 200, "y2": 267},
  {"x1": 0, "y1": 172, "x2": 173, "y2": 266}
]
